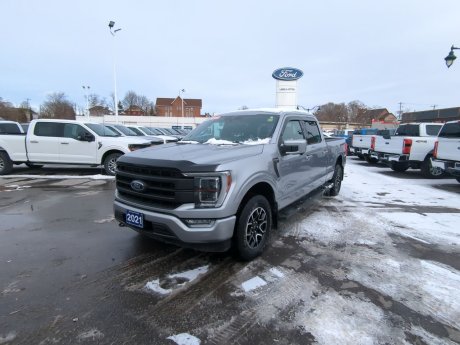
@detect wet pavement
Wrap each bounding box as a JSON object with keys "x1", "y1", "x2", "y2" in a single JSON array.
[{"x1": 0, "y1": 159, "x2": 459, "y2": 345}]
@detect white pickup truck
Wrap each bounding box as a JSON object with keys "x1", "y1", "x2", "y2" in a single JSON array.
[
  {"x1": 0, "y1": 119, "x2": 152, "y2": 175},
  {"x1": 432, "y1": 120, "x2": 460, "y2": 183},
  {"x1": 352, "y1": 129, "x2": 395, "y2": 163},
  {"x1": 369, "y1": 122, "x2": 443, "y2": 177}
]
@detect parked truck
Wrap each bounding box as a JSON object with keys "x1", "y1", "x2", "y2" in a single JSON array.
[
  {"x1": 369, "y1": 122, "x2": 443, "y2": 177},
  {"x1": 0, "y1": 119, "x2": 152, "y2": 175},
  {"x1": 114, "y1": 109, "x2": 347, "y2": 260},
  {"x1": 431, "y1": 120, "x2": 460, "y2": 182},
  {"x1": 351, "y1": 128, "x2": 395, "y2": 163}
]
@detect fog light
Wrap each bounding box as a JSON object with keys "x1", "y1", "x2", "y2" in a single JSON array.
[{"x1": 183, "y1": 219, "x2": 215, "y2": 228}]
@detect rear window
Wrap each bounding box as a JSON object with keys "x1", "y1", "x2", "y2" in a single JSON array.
[
  {"x1": 395, "y1": 125, "x2": 419, "y2": 136},
  {"x1": 438, "y1": 122, "x2": 460, "y2": 138},
  {"x1": 0, "y1": 123, "x2": 22, "y2": 134},
  {"x1": 426, "y1": 125, "x2": 442, "y2": 136}
]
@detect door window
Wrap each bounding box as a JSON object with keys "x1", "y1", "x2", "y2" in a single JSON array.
[
  {"x1": 34, "y1": 122, "x2": 64, "y2": 137},
  {"x1": 304, "y1": 121, "x2": 322, "y2": 144},
  {"x1": 63, "y1": 124, "x2": 87, "y2": 140},
  {"x1": 281, "y1": 120, "x2": 304, "y2": 141}
]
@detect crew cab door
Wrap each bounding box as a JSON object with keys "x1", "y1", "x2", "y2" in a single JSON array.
[
  {"x1": 59, "y1": 123, "x2": 97, "y2": 163},
  {"x1": 27, "y1": 122, "x2": 62, "y2": 162},
  {"x1": 276, "y1": 119, "x2": 315, "y2": 209},
  {"x1": 302, "y1": 120, "x2": 328, "y2": 189}
]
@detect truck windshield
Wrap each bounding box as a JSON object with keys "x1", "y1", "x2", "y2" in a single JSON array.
[
  {"x1": 183, "y1": 114, "x2": 280, "y2": 144},
  {"x1": 395, "y1": 125, "x2": 419, "y2": 136},
  {"x1": 113, "y1": 125, "x2": 137, "y2": 136},
  {"x1": 85, "y1": 123, "x2": 120, "y2": 137}
]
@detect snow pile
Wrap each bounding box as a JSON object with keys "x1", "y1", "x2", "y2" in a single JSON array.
[
  {"x1": 167, "y1": 333, "x2": 200, "y2": 345},
  {"x1": 241, "y1": 138, "x2": 270, "y2": 145},
  {"x1": 241, "y1": 276, "x2": 267, "y2": 292},
  {"x1": 204, "y1": 138, "x2": 237, "y2": 145},
  {"x1": 145, "y1": 265, "x2": 209, "y2": 295}
]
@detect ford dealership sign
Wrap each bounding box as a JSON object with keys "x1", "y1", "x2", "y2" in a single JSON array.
[{"x1": 272, "y1": 67, "x2": 303, "y2": 81}]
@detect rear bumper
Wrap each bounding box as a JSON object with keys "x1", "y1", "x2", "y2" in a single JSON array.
[
  {"x1": 351, "y1": 147, "x2": 369, "y2": 155},
  {"x1": 371, "y1": 152, "x2": 409, "y2": 163},
  {"x1": 432, "y1": 158, "x2": 460, "y2": 177},
  {"x1": 114, "y1": 200, "x2": 236, "y2": 251}
]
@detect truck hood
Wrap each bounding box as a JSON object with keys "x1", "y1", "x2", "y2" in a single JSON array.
[{"x1": 118, "y1": 142, "x2": 265, "y2": 171}]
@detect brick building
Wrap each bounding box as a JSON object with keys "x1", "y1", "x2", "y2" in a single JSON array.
[{"x1": 155, "y1": 97, "x2": 202, "y2": 117}]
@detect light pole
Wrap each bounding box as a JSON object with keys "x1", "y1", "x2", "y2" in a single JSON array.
[
  {"x1": 82, "y1": 85, "x2": 90, "y2": 118},
  {"x1": 444, "y1": 45, "x2": 460, "y2": 68},
  {"x1": 109, "y1": 21, "x2": 122, "y2": 123},
  {"x1": 180, "y1": 88, "x2": 186, "y2": 118}
]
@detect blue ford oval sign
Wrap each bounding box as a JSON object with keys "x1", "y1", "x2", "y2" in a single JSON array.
[
  {"x1": 272, "y1": 67, "x2": 303, "y2": 81},
  {"x1": 130, "y1": 180, "x2": 146, "y2": 192}
]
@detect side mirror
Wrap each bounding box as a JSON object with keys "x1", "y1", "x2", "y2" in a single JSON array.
[
  {"x1": 78, "y1": 132, "x2": 95, "y2": 142},
  {"x1": 280, "y1": 139, "x2": 307, "y2": 155}
]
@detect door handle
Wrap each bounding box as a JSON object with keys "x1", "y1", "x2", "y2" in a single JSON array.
[
  {"x1": 61, "y1": 142, "x2": 69, "y2": 145},
  {"x1": 30, "y1": 140, "x2": 38, "y2": 144}
]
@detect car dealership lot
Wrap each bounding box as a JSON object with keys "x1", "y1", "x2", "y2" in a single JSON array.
[{"x1": 0, "y1": 159, "x2": 459, "y2": 345}]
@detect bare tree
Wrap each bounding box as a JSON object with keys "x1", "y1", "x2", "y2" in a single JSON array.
[
  {"x1": 40, "y1": 92, "x2": 76, "y2": 120},
  {"x1": 0, "y1": 97, "x2": 28, "y2": 122},
  {"x1": 315, "y1": 102, "x2": 349, "y2": 123},
  {"x1": 348, "y1": 100, "x2": 368, "y2": 123},
  {"x1": 122, "y1": 90, "x2": 152, "y2": 114},
  {"x1": 88, "y1": 94, "x2": 107, "y2": 108}
]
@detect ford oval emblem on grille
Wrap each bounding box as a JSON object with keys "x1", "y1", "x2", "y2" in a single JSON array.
[{"x1": 130, "y1": 180, "x2": 146, "y2": 192}]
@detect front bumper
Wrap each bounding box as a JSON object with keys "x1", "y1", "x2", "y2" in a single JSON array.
[
  {"x1": 114, "y1": 200, "x2": 236, "y2": 250},
  {"x1": 432, "y1": 158, "x2": 460, "y2": 177}
]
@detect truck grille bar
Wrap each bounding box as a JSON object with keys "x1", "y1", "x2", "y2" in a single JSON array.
[{"x1": 116, "y1": 162, "x2": 195, "y2": 209}]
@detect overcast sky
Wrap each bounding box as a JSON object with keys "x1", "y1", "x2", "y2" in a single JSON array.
[{"x1": 1, "y1": 0, "x2": 460, "y2": 115}]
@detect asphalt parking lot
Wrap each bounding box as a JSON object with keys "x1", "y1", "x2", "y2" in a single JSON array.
[{"x1": 1, "y1": 159, "x2": 459, "y2": 345}]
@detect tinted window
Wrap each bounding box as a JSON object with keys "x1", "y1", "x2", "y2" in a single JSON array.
[
  {"x1": 63, "y1": 124, "x2": 87, "y2": 139},
  {"x1": 395, "y1": 125, "x2": 419, "y2": 136},
  {"x1": 128, "y1": 127, "x2": 144, "y2": 136},
  {"x1": 84, "y1": 123, "x2": 119, "y2": 137},
  {"x1": 438, "y1": 122, "x2": 460, "y2": 138},
  {"x1": 0, "y1": 123, "x2": 22, "y2": 134},
  {"x1": 34, "y1": 122, "x2": 64, "y2": 137},
  {"x1": 113, "y1": 125, "x2": 137, "y2": 136},
  {"x1": 426, "y1": 125, "x2": 442, "y2": 136},
  {"x1": 304, "y1": 121, "x2": 322, "y2": 144},
  {"x1": 282, "y1": 120, "x2": 304, "y2": 141}
]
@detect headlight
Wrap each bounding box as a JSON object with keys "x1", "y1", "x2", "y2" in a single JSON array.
[
  {"x1": 128, "y1": 144, "x2": 150, "y2": 151},
  {"x1": 183, "y1": 171, "x2": 232, "y2": 208}
]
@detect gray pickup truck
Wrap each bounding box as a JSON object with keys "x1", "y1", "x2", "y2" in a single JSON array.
[{"x1": 114, "y1": 109, "x2": 346, "y2": 260}]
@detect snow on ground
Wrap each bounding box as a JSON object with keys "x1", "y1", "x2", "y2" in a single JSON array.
[
  {"x1": 276, "y1": 158, "x2": 460, "y2": 339},
  {"x1": 241, "y1": 276, "x2": 267, "y2": 292},
  {"x1": 145, "y1": 265, "x2": 209, "y2": 295},
  {"x1": 167, "y1": 333, "x2": 201, "y2": 345}
]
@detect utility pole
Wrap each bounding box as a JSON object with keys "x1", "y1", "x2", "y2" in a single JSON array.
[{"x1": 398, "y1": 102, "x2": 403, "y2": 120}]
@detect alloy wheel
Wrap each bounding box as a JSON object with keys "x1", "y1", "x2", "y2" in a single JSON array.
[{"x1": 245, "y1": 207, "x2": 267, "y2": 249}]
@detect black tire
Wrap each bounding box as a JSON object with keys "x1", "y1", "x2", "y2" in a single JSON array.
[
  {"x1": 357, "y1": 153, "x2": 365, "y2": 160},
  {"x1": 25, "y1": 162, "x2": 44, "y2": 169},
  {"x1": 103, "y1": 153, "x2": 122, "y2": 176},
  {"x1": 0, "y1": 151, "x2": 13, "y2": 175},
  {"x1": 456, "y1": 177, "x2": 460, "y2": 183},
  {"x1": 389, "y1": 162, "x2": 409, "y2": 172},
  {"x1": 234, "y1": 195, "x2": 272, "y2": 261},
  {"x1": 365, "y1": 155, "x2": 378, "y2": 164},
  {"x1": 421, "y1": 155, "x2": 444, "y2": 179},
  {"x1": 325, "y1": 163, "x2": 343, "y2": 196}
]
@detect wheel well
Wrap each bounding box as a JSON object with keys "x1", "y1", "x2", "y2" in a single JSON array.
[
  {"x1": 101, "y1": 150, "x2": 124, "y2": 165},
  {"x1": 336, "y1": 155, "x2": 343, "y2": 167},
  {"x1": 237, "y1": 182, "x2": 278, "y2": 227}
]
